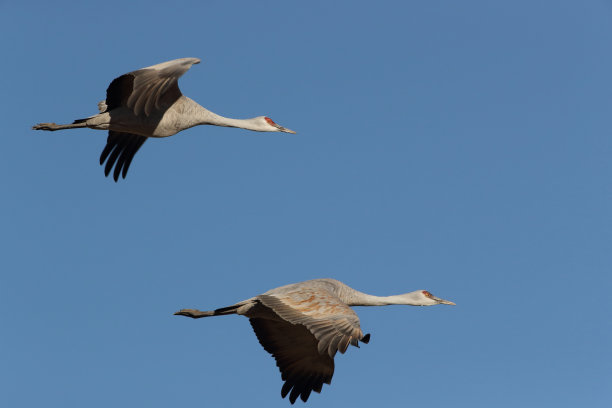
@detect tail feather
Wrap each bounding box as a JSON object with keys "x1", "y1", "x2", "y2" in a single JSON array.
[{"x1": 98, "y1": 100, "x2": 107, "y2": 113}]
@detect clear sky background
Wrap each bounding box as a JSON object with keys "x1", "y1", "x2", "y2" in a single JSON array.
[{"x1": 2, "y1": 1, "x2": 611, "y2": 407}]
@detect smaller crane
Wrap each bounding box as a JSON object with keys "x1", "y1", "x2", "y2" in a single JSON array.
[
  {"x1": 175, "y1": 278, "x2": 455, "y2": 404},
  {"x1": 33, "y1": 58, "x2": 296, "y2": 181}
]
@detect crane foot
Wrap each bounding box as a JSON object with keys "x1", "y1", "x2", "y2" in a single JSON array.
[{"x1": 32, "y1": 122, "x2": 60, "y2": 131}]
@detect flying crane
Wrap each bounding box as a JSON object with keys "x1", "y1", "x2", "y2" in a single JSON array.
[
  {"x1": 175, "y1": 278, "x2": 455, "y2": 404},
  {"x1": 33, "y1": 58, "x2": 295, "y2": 181}
]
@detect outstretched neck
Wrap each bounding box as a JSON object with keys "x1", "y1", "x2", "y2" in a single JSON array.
[
  {"x1": 346, "y1": 292, "x2": 422, "y2": 306},
  {"x1": 189, "y1": 100, "x2": 265, "y2": 131}
]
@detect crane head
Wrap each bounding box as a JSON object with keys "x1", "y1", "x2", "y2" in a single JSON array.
[
  {"x1": 420, "y1": 290, "x2": 456, "y2": 305},
  {"x1": 263, "y1": 116, "x2": 296, "y2": 134}
]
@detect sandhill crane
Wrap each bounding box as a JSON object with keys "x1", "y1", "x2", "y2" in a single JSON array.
[
  {"x1": 32, "y1": 57, "x2": 296, "y2": 181},
  {"x1": 175, "y1": 278, "x2": 455, "y2": 404}
]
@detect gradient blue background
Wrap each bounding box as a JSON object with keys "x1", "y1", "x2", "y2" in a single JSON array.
[{"x1": 2, "y1": 1, "x2": 611, "y2": 407}]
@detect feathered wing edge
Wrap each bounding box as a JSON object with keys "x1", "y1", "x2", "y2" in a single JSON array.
[
  {"x1": 250, "y1": 295, "x2": 370, "y2": 404},
  {"x1": 99, "y1": 131, "x2": 147, "y2": 181},
  {"x1": 249, "y1": 317, "x2": 335, "y2": 404}
]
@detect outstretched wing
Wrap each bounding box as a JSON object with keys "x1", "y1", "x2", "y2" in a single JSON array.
[
  {"x1": 250, "y1": 289, "x2": 369, "y2": 403},
  {"x1": 104, "y1": 57, "x2": 200, "y2": 116},
  {"x1": 258, "y1": 289, "x2": 368, "y2": 358},
  {"x1": 249, "y1": 317, "x2": 334, "y2": 404},
  {"x1": 99, "y1": 131, "x2": 147, "y2": 181}
]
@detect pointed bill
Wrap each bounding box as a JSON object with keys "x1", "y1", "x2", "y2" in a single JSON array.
[
  {"x1": 277, "y1": 125, "x2": 296, "y2": 134},
  {"x1": 434, "y1": 296, "x2": 456, "y2": 305}
]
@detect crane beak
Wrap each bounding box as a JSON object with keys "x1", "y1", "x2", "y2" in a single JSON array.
[
  {"x1": 272, "y1": 122, "x2": 296, "y2": 134},
  {"x1": 278, "y1": 126, "x2": 296, "y2": 134},
  {"x1": 434, "y1": 296, "x2": 456, "y2": 305}
]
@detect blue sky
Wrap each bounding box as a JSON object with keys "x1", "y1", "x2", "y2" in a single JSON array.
[{"x1": 2, "y1": 1, "x2": 611, "y2": 407}]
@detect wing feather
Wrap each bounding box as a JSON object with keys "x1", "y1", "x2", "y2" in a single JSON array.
[
  {"x1": 250, "y1": 317, "x2": 334, "y2": 404},
  {"x1": 258, "y1": 290, "x2": 367, "y2": 358},
  {"x1": 99, "y1": 131, "x2": 147, "y2": 181},
  {"x1": 105, "y1": 58, "x2": 199, "y2": 116}
]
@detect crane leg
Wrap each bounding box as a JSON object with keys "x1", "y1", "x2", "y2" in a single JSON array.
[
  {"x1": 174, "y1": 309, "x2": 215, "y2": 318},
  {"x1": 32, "y1": 122, "x2": 88, "y2": 131}
]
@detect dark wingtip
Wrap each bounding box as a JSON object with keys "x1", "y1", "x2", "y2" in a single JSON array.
[
  {"x1": 100, "y1": 132, "x2": 146, "y2": 182},
  {"x1": 289, "y1": 389, "x2": 299, "y2": 404},
  {"x1": 361, "y1": 333, "x2": 371, "y2": 344},
  {"x1": 281, "y1": 382, "x2": 291, "y2": 399}
]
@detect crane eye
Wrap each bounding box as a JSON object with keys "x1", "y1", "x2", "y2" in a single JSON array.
[
  {"x1": 422, "y1": 291, "x2": 433, "y2": 298},
  {"x1": 265, "y1": 117, "x2": 276, "y2": 126}
]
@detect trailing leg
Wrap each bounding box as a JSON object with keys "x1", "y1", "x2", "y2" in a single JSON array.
[
  {"x1": 32, "y1": 122, "x2": 88, "y2": 131},
  {"x1": 174, "y1": 304, "x2": 242, "y2": 319}
]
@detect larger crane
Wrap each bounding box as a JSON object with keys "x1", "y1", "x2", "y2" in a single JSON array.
[
  {"x1": 33, "y1": 58, "x2": 295, "y2": 181},
  {"x1": 175, "y1": 278, "x2": 455, "y2": 404}
]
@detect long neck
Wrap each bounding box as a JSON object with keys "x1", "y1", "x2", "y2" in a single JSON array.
[
  {"x1": 188, "y1": 99, "x2": 264, "y2": 131},
  {"x1": 345, "y1": 291, "x2": 423, "y2": 306}
]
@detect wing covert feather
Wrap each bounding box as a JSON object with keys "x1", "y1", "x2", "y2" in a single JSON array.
[
  {"x1": 105, "y1": 58, "x2": 199, "y2": 116},
  {"x1": 258, "y1": 289, "x2": 366, "y2": 358}
]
